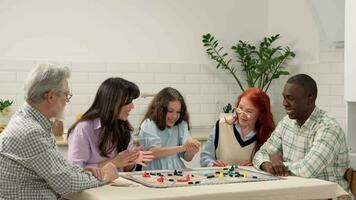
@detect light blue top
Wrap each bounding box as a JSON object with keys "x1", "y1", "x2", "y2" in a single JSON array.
[
  {"x1": 200, "y1": 123, "x2": 256, "y2": 167},
  {"x1": 139, "y1": 119, "x2": 191, "y2": 170}
]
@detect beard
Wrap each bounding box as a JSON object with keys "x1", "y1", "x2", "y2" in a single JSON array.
[{"x1": 51, "y1": 102, "x2": 65, "y2": 120}]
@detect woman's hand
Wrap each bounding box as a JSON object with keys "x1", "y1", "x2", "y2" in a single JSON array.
[
  {"x1": 236, "y1": 160, "x2": 252, "y2": 166},
  {"x1": 212, "y1": 160, "x2": 228, "y2": 167},
  {"x1": 112, "y1": 149, "x2": 140, "y2": 167}
]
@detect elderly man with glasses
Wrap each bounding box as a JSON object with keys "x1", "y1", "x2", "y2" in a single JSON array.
[{"x1": 0, "y1": 64, "x2": 118, "y2": 199}]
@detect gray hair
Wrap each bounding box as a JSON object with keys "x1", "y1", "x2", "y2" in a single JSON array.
[{"x1": 24, "y1": 64, "x2": 71, "y2": 102}]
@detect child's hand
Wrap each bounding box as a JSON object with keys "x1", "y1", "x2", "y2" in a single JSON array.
[
  {"x1": 133, "y1": 151, "x2": 155, "y2": 167},
  {"x1": 183, "y1": 139, "x2": 201, "y2": 155}
]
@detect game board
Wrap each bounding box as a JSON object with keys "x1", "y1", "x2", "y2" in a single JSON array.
[{"x1": 120, "y1": 166, "x2": 283, "y2": 188}]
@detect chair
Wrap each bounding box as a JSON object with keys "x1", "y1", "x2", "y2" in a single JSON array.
[{"x1": 344, "y1": 167, "x2": 356, "y2": 197}]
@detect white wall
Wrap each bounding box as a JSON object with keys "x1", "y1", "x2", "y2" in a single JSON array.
[
  {"x1": 266, "y1": 0, "x2": 346, "y2": 131},
  {"x1": 345, "y1": 0, "x2": 356, "y2": 102},
  {"x1": 267, "y1": 0, "x2": 321, "y2": 64},
  {"x1": 0, "y1": 0, "x2": 267, "y2": 62},
  {"x1": 345, "y1": 0, "x2": 356, "y2": 167},
  {"x1": 0, "y1": 0, "x2": 268, "y2": 131},
  {"x1": 0, "y1": 0, "x2": 347, "y2": 131}
]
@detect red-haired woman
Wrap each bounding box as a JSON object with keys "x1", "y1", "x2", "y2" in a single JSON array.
[{"x1": 200, "y1": 88, "x2": 275, "y2": 167}]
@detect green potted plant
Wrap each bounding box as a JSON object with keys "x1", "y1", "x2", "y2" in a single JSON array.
[
  {"x1": 202, "y1": 33, "x2": 296, "y2": 92},
  {"x1": 0, "y1": 99, "x2": 13, "y2": 116},
  {"x1": 0, "y1": 99, "x2": 13, "y2": 133}
]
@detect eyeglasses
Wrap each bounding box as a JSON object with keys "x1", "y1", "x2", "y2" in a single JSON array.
[
  {"x1": 236, "y1": 107, "x2": 252, "y2": 119},
  {"x1": 60, "y1": 91, "x2": 73, "y2": 100}
]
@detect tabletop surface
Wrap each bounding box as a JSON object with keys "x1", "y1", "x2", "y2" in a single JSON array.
[{"x1": 66, "y1": 166, "x2": 350, "y2": 200}]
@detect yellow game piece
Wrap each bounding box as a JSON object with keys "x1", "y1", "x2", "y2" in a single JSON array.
[
  {"x1": 218, "y1": 171, "x2": 224, "y2": 181},
  {"x1": 243, "y1": 171, "x2": 248, "y2": 178}
]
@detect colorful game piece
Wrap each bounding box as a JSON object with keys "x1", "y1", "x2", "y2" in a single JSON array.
[
  {"x1": 228, "y1": 170, "x2": 235, "y2": 176},
  {"x1": 229, "y1": 165, "x2": 235, "y2": 171},
  {"x1": 207, "y1": 175, "x2": 215, "y2": 179},
  {"x1": 186, "y1": 175, "x2": 190, "y2": 181},
  {"x1": 120, "y1": 166, "x2": 283, "y2": 188},
  {"x1": 177, "y1": 175, "x2": 191, "y2": 182},
  {"x1": 218, "y1": 172, "x2": 224, "y2": 181},
  {"x1": 157, "y1": 175, "x2": 164, "y2": 183},
  {"x1": 143, "y1": 171, "x2": 151, "y2": 178}
]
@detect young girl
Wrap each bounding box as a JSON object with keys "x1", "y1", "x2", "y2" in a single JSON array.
[
  {"x1": 139, "y1": 87, "x2": 201, "y2": 170},
  {"x1": 200, "y1": 88, "x2": 275, "y2": 167},
  {"x1": 67, "y1": 77, "x2": 153, "y2": 172}
]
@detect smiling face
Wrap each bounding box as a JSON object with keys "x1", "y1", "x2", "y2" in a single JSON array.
[
  {"x1": 166, "y1": 100, "x2": 181, "y2": 128},
  {"x1": 118, "y1": 101, "x2": 134, "y2": 121},
  {"x1": 236, "y1": 96, "x2": 259, "y2": 129},
  {"x1": 282, "y1": 83, "x2": 315, "y2": 125}
]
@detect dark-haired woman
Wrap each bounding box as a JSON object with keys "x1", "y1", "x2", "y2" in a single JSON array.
[
  {"x1": 139, "y1": 87, "x2": 200, "y2": 170},
  {"x1": 67, "y1": 77, "x2": 153, "y2": 172}
]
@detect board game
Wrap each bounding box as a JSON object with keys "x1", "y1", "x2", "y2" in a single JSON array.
[{"x1": 120, "y1": 166, "x2": 283, "y2": 188}]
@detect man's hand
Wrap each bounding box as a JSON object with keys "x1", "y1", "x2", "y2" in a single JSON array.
[
  {"x1": 261, "y1": 154, "x2": 288, "y2": 176},
  {"x1": 270, "y1": 153, "x2": 289, "y2": 176},
  {"x1": 84, "y1": 166, "x2": 104, "y2": 180},
  {"x1": 102, "y1": 162, "x2": 118, "y2": 182},
  {"x1": 261, "y1": 161, "x2": 276, "y2": 174}
]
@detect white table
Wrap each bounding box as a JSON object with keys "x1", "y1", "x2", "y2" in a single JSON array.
[{"x1": 66, "y1": 167, "x2": 350, "y2": 200}]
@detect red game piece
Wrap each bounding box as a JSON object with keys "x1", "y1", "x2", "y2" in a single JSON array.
[
  {"x1": 186, "y1": 175, "x2": 190, "y2": 182},
  {"x1": 143, "y1": 171, "x2": 151, "y2": 178},
  {"x1": 177, "y1": 175, "x2": 190, "y2": 182},
  {"x1": 157, "y1": 176, "x2": 164, "y2": 183}
]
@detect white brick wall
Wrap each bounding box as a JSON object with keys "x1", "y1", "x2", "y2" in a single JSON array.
[
  {"x1": 0, "y1": 61, "x2": 237, "y2": 131},
  {"x1": 0, "y1": 50, "x2": 346, "y2": 133}
]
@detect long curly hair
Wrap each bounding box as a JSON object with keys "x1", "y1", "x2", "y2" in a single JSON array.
[
  {"x1": 236, "y1": 88, "x2": 275, "y2": 157},
  {"x1": 68, "y1": 77, "x2": 139, "y2": 157},
  {"x1": 142, "y1": 87, "x2": 190, "y2": 131}
]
